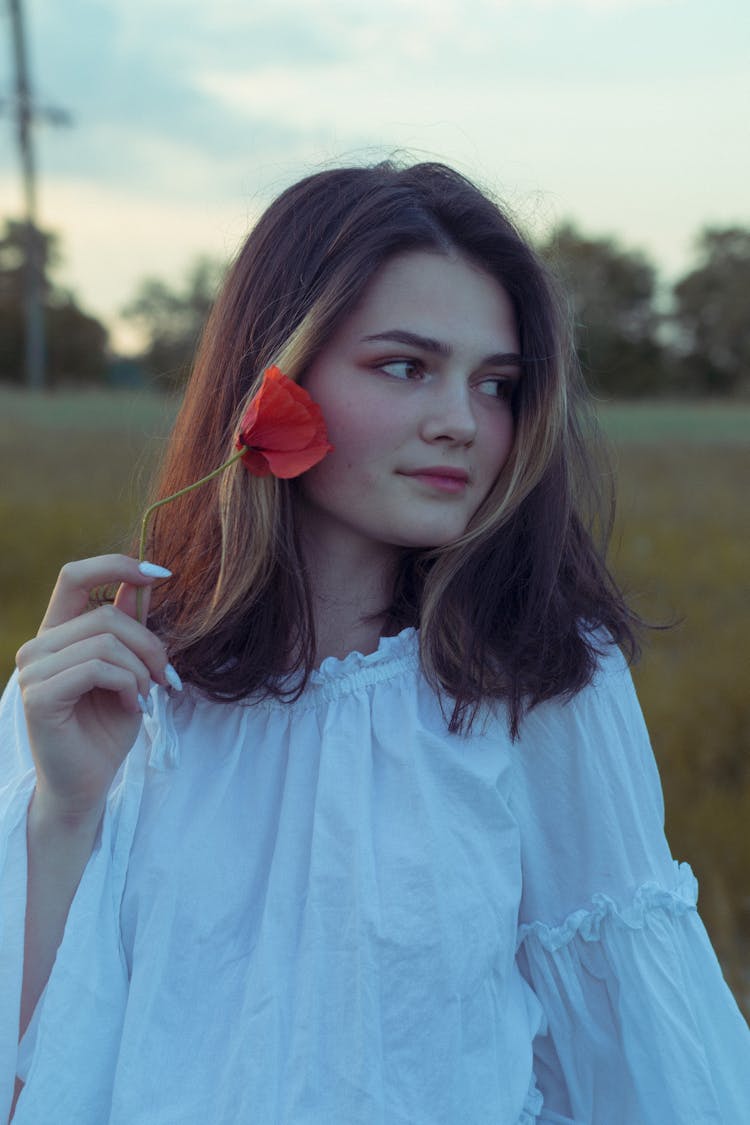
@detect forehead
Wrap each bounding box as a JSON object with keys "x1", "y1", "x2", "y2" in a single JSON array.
[{"x1": 342, "y1": 250, "x2": 518, "y2": 348}]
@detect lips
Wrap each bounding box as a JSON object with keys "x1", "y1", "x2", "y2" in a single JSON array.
[
  {"x1": 402, "y1": 467, "x2": 470, "y2": 482},
  {"x1": 400, "y1": 467, "x2": 471, "y2": 495}
]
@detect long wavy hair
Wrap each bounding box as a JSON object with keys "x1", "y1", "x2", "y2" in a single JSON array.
[{"x1": 141, "y1": 161, "x2": 642, "y2": 737}]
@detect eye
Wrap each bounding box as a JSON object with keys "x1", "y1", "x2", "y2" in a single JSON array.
[
  {"x1": 378, "y1": 358, "x2": 424, "y2": 380},
  {"x1": 476, "y1": 376, "x2": 517, "y2": 401}
]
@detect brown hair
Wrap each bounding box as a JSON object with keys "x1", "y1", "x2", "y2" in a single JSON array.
[{"x1": 142, "y1": 161, "x2": 642, "y2": 737}]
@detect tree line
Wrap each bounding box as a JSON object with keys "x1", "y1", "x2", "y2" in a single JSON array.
[{"x1": 1, "y1": 216, "x2": 749, "y2": 396}]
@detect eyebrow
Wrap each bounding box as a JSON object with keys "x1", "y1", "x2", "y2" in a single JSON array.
[{"x1": 360, "y1": 329, "x2": 523, "y2": 369}]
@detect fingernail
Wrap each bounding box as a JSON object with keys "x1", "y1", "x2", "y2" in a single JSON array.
[
  {"x1": 137, "y1": 693, "x2": 149, "y2": 715},
  {"x1": 138, "y1": 561, "x2": 173, "y2": 579},
  {"x1": 164, "y1": 663, "x2": 183, "y2": 691}
]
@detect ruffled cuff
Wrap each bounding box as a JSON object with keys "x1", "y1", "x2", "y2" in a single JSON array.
[
  {"x1": 517, "y1": 862, "x2": 750, "y2": 1125},
  {"x1": 142, "y1": 684, "x2": 181, "y2": 770},
  {"x1": 517, "y1": 860, "x2": 698, "y2": 952}
]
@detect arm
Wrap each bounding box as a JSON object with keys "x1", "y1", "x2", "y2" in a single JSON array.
[
  {"x1": 11, "y1": 557, "x2": 172, "y2": 1044},
  {"x1": 511, "y1": 640, "x2": 750, "y2": 1124},
  {"x1": 21, "y1": 793, "x2": 104, "y2": 1039}
]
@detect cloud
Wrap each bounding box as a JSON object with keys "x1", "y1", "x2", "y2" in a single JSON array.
[
  {"x1": 1, "y1": 0, "x2": 746, "y2": 346},
  {"x1": 7, "y1": 0, "x2": 743, "y2": 200},
  {"x1": 2, "y1": 0, "x2": 323, "y2": 188}
]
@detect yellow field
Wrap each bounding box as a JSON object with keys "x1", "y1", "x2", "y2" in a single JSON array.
[{"x1": 1, "y1": 388, "x2": 749, "y2": 1011}]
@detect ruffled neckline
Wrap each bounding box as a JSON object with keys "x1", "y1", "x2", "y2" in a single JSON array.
[
  {"x1": 143, "y1": 629, "x2": 419, "y2": 766},
  {"x1": 309, "y1": 626, "x2": 418, "y2": 685}
]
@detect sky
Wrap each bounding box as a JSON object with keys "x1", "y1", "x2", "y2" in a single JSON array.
[{"x1": 1, "y1": 0, "x2": 748, "y2": 351}]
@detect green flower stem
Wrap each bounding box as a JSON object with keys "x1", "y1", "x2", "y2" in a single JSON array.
[{"x1": 135, "y1": 446, "x2": 248, "y2": 622}]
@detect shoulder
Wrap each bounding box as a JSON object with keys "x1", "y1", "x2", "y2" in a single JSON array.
[
  {"x1": 515, "y1": 628, "x2": 649, "y2": 759},
  {"x1": 513, "y1": 627, "x2": 653, "y2": 787},
  {"x1": 509, "y1": 630, "x2": 677, "y2": 918}
]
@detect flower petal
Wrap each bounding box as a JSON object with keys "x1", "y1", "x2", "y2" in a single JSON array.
[
  {"x1": 235, "y1": 365, "x2": 333, "y2": 478},
  {"x1": 262, "y1": 439, "x2": 333, "y2": 478},
  {"x1": 236, "y1": 448, "x2": 273, "y2": 476}
]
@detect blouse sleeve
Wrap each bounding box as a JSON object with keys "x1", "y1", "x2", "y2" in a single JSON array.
[
  {"x1": 511, "y1": 640, "x2": 750, "y2": 1125},
  {"x1": 0, "y1": 671, "x2": 151, "y2": 1124},
  {"x1": 0, "y1": 671, "x2": 35, "y2": 1123}
]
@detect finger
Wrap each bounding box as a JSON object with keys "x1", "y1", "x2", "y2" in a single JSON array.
[
  {"x1": 40, "y1": 555, "x2": 171, "y2": 632},
  {"x1": 19, "y1": 634, "x2": 154, "y2": 705},
  {"x1": 19, "y1": 604, "x2": 169, "y2": 685},
  {"x1": 23, "y1": 659, "x2": 143, "y2": 722},
  {"x1": 114, "y1": 580, "x2": 151, "y2": 624}
]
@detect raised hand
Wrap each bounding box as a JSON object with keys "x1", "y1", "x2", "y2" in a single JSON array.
[{"x1": 15, "y1": 554, "x2": 177, "y2": 822}]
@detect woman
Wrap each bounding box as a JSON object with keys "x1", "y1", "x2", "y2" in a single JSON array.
[{"x1": 2, "y1": 162, "x2": 749, "y2": 1123}]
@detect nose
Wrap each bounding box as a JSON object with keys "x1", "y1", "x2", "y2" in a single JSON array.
[{"x1": 419, "y1": 378, "x2": 477, "y2": 446}]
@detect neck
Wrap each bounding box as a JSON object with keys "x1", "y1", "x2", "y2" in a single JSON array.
[{"x1": 298, "y1": 530, "x2": 401, "y2": 665}]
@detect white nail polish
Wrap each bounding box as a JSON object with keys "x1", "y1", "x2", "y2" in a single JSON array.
[
  {"x1": 137, "y1": 693, "x2": 149, "y2": 715},
  {"x1": 138, "y1": 561, "x2": 173, "y2": 579},
  {"x1": 164, "y1": 663, "x2": 183, "y2": 691}
]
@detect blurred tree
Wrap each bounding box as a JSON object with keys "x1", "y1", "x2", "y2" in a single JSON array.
[
  {"x1": 0, "y1": 218, "x2": 57, "y2": 300},
  {"x1": 671, "y1": 227, "x2": 750, "y2": 394},
  {"x1": 121, "y1": 256, "x2": 226, "y2": 391},
  {"x1": 539, "y1": 222, "x2": 669, "y2": 396},
  {"x1": 0, "y1": 218, "x2": 108, "y2": 386}
]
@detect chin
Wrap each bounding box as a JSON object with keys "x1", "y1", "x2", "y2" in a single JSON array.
[{"x1": 395, "y1": 525, "x2": 470, "y2": 550}]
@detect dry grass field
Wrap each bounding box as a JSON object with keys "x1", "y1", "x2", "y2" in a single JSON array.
[{"x1": 1, "y1": 388, "x2": 749, "y2": 1011}]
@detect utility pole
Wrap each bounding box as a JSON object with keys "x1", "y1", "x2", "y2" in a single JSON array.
[{"x1": 5, "y1": 0, "x2": 69, "y2": 390}]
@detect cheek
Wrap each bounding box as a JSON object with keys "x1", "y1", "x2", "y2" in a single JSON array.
[
  {"x1": 298, "y1": 398, "x2": 393, "y2": 502},
  {"x1": 321, "y1": 394, "x2": 398, "y2": 465},
  {"x1": 479, "y1": 412, "x2": 516, "y2": 481}
]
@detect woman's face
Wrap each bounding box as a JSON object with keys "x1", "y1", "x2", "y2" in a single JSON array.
[{"x1": 295, "y1": 250, "x2": 521, "y2": 559}]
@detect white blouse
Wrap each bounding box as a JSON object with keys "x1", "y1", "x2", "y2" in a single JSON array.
[{"x1": 1, "y1": 628, "x2": 748, "y2": 1124}]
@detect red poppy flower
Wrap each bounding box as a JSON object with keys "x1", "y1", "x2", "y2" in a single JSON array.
[
  {"x1": 234, "y1": 365, "x2": 333, "y2": 478},
  {"x1": 135, "y1": 365, "x2": 333, "y2": 622}
]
